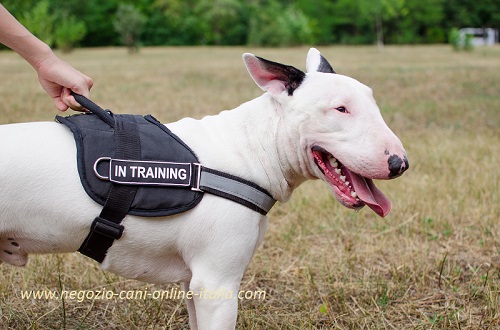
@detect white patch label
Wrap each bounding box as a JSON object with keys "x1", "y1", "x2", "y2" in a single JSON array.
[{"x1": 95, "y1": 158, "x2": 192, "y2": 187}]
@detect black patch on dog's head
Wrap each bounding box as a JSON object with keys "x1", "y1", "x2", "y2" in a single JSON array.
[{"x1": 256, "y1": 56, "x2": 306, "y2": 96}]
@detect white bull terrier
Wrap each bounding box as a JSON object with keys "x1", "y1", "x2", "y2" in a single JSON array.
[{"x1": 0, "y1": 48, "x2": 408, "y2": 329}]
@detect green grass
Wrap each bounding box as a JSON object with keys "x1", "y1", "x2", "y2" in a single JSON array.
[{"x1": 1, "y1": 45, "x2": 499, "y2": 329}]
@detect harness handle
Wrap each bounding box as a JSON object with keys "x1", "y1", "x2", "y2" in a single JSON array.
[{"x1": 71, "y1": 92, "x2": 115, "y2": 128}]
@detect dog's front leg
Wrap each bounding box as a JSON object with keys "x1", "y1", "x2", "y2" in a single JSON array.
[
  {"x1": 188, "y1": 276, "x2": 242, "y2": 329},
  {"x1": 187, "y1": 243, "x2": 254, "y2": 330},
  {"x1": 183, "y1": 277, "x2": 241, "y2": 330},
  {"x1": 182, "y1": 282, "x2": 198, "y2": 330},
  {"x1": 177, "y1": 197, "x2": 267, "y2": 329},
  {"x1": 186, "y1": 233, "x2": 263, "y2": 330}
]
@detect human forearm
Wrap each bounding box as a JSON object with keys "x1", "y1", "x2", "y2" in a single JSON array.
[
  {"x1": 0, "y1": 4, "x2": 54, "y2": 69},
  {"x1": 0, "y1": 4, "x2": 93, "y2": 111}
]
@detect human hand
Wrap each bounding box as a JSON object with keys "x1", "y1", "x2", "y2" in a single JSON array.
[{"x1": 36, "y1": 56, "x2": 94, "y2": 111}]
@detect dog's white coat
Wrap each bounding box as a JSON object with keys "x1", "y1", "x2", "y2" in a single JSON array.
[{"x1": 0, "y1": 49, "x2": 406, "y2": 329}]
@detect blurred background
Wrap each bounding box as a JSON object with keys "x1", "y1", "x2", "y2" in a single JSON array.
[{"x1": 2, "y1": 0, "x2": 499, "y2": 51}]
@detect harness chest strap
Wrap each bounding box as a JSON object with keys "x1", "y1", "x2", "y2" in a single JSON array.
[
  {"x1": 198, "y1": 167, "x2": 277, "y2": 214},
  {"x1": 78, "y1": 114, "x2": 141, "y2": 263}
]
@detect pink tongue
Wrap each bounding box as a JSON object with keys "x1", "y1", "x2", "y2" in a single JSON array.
[{"x1": 349, "y1": 172, "x2": 391, "y2": 217}]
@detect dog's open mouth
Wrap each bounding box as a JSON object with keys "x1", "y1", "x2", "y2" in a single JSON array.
[{"x1": 311, "y1": 147, "x2": 391, "y2": 217}]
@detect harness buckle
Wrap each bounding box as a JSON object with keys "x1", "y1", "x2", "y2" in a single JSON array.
[
  {"x1": 191, "y1": 163, "x2": 203, "y2": 192},
  {"x1": 90, "y1": 216, "x2": 124, "y2": 239}
]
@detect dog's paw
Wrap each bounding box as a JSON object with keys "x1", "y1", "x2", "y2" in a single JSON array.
[{"x1": 0, "y1": 237, "x2": 28, "y2": 267}]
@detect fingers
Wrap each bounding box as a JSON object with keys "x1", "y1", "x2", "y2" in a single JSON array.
[
  {"x1": 37, "y1": 58, "x2": 94, "y2": 112},
  {"x1": 82, "y1": 77, "x2": 94, "y2": 97},
  {"x1": 54, "y1": 96, "x2": 69, "y2": 111},
  {"x1": 70, "y1": 75, "x2": 93, "y2": 111},
  {"x1": 59, "y1": 75, "x2": 94, "y2": 112},
  {"x1": 55, "y1": 90, "x2": 84, "y2": 112}
]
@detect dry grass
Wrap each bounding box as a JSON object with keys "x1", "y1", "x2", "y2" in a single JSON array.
[{"x1": 0, "y1": 45, "x2": 499, "y2": 329}]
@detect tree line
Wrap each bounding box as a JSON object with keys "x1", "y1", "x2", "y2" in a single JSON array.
[{"x1": 3, "y1": 0, "x2": 499, "y2": 51}]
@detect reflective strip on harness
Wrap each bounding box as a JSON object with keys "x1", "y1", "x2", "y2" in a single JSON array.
[{"x1": 199, "y1": 168, "x2": 276, "y2": 215}]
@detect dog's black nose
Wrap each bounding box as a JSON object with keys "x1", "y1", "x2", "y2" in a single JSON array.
[{"x1": 388, "y1": 154, "x2": 409, "y2": 178}]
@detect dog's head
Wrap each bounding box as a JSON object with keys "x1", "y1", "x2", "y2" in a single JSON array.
[{"x1": 243, "y1": 48, "x2": 408, "y2": 217}]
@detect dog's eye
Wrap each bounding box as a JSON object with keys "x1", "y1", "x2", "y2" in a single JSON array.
[{"x1": 335, "y1": 106, "x2": 347, "y2": 113}]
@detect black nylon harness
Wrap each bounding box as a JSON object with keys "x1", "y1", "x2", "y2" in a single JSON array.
[{"x1": 58, "y1": 94, "x2": 276, "y2": 263}]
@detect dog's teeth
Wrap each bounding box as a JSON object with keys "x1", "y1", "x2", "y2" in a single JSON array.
[
  {"x1": 329, "y1": 158, "x2": 338, "y2": 168},
  {"x1": 345, "y1": 181, "x2": 350, "y2": 186},
  {"x1": 351, "y1": 191, "x2": 357, "y2": 198},
  {"x1": 340, "y1": 175, "x2": 346, "y2": 182},
  {"x1": 335, "y1": 169, "x2": 341, "y2": 175}
]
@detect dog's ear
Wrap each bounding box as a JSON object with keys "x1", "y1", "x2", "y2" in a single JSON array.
[
  {"x1": 306, "y1": 48, "x2": 336, "y2": 74},
  {"x1": 243, "y1": 53, "x2": 305, "y2": 96}
]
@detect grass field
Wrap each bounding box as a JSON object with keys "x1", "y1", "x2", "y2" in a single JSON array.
[{"x1": 0, "y1": 45, "x2": 499, "y2": 329}]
